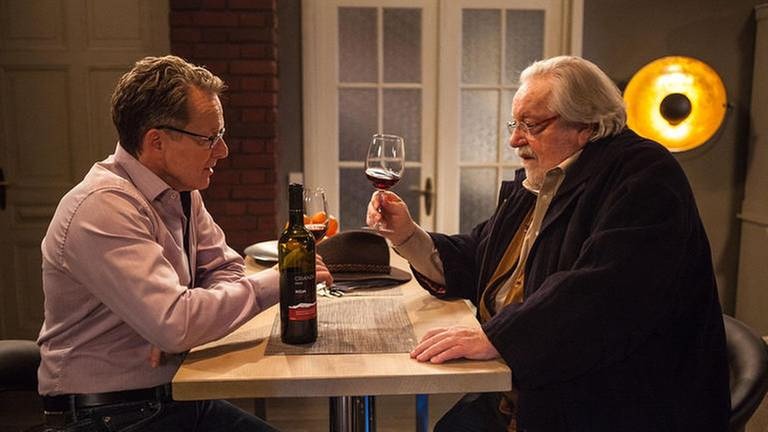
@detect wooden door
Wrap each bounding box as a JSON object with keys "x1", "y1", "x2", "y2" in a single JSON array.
[{"x1": 0, "y1": 0, "x2": 169, "y2": 338}]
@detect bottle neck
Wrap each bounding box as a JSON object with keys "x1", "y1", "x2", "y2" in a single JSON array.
[
  {"x1": 287, "y1": 184, "x2": 305, "y2": 227},
  {"x1": 289, "y1": 209, "x2": 304, "y2": 226}
]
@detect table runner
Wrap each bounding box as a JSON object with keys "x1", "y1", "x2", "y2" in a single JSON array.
[{"x1": 266, "y1": 297, "x2": 417, "y2": 355}]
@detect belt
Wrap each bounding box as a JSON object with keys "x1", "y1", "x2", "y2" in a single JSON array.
[{"x1": 43, "y1": 384, "x2": 172, "y2": 414}]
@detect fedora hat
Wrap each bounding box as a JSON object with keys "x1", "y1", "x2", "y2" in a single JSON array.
[{"x1": 317, "y1": 230, "x2": 411, "y2": 285}]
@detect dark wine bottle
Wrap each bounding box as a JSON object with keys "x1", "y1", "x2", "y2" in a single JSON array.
[{"x1": 278, "y1": 183, "x2": 318, "y2": 344}]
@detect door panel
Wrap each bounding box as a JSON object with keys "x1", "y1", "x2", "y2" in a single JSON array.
[
  {"x1": 0, "y1": 0, "x2": 169, "y2": 338},
  {"x1": 303, "y1": 0, "x2": 437, "y2": 232},
  {"x1": 438, "y1": 0, "x2": 577, "y2": 233}
]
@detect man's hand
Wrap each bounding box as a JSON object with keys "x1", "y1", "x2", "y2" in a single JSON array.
[
  {"x1": 366, "y1": 191, "x2": 417, "y2": 245},
  {"x1": 410, "y1": 326, "x2": 500, "y2": 364},
  {"x1": 149, "y1": 346, "x2": 164, "y2": 368},
  {"x1": 316, "y1": 254, "x2": 333, "y2": 286}
]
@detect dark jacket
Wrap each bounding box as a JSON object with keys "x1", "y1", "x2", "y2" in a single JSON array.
[{"x1": 425, "y1": 129, "x2": 730, "y2": 431}]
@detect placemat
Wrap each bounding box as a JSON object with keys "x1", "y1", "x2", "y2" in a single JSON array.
[{"x1": 266, "y1": 297, "x2": 417, "y2": 355}]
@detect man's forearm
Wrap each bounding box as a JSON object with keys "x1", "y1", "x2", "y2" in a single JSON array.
[{"x1": 392, "y1": 226, "x2": 447, "y2": 285}]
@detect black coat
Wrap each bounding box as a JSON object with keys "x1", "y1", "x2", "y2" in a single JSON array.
[{"x1": 424, "y1": 129, "x2": 730, "y2": 431}]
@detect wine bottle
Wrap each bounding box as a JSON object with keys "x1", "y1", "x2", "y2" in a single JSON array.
[{"x1": 278, "y1": 183, "x2": 318, "y2": 344}]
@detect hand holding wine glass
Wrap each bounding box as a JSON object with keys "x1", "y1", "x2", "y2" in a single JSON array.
[{"x1": 365, "y1": 134, "x2": 404, "y2": 232}]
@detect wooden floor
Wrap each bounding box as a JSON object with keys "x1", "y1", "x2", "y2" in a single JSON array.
[{"x1": 0, "y1": 391, "x2": 462, "y2": 431}]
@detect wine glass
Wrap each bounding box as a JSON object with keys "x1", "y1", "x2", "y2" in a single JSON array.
[
  {"x1": 365, "y1": 134, "x2": 405, "y2": 231},
  {"x1": 304, "y1": 187, "x2": 329, "y2": 242}
]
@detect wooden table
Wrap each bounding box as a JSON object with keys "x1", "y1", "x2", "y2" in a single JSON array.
[{"x1": 172, "y1": 252, "x2": 511, "y2": 431}]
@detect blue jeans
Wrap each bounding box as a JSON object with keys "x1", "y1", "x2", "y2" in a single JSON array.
[{"x1": 44, "y1": 399, "x2": 278, "y2": 432}]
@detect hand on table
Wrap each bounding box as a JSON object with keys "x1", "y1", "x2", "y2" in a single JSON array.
[{"x1": 410, "y1": 326, "x2": 500, "y2": 364}]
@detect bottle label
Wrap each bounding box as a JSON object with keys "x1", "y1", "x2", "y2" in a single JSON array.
[{"x1": 288, "y1": 302, "x2": 317, "y2": 320}]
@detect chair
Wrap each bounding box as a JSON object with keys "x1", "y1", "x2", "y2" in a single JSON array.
[
  {"x1": 0, "y1": 339, "x2": 42, "y2": 430},
  {"x1": 724, "y1": 314, "x2": 768, "y2": 431},
  {"x1": 0, "y1": 339, "x2": 40, "y2": 393}
]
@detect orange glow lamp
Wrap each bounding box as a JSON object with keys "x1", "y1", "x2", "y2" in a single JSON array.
[{"x1": 623, "y1": 56, "x2": 727, "y2": 152}]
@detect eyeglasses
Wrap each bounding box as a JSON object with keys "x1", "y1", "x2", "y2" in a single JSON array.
[
  {"x1": 506, "y1": 115, "x2": 559, "y2": 137},
  {"x1": 156, "y1": 125, "x2": 225, "y2": 149}
]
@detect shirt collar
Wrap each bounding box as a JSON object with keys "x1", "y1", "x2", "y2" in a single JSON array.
[
  {"x1": 113, "y1": 143, "x2": 173, "y2": 202},
  {"x1": 522, "y1": 149, "x2": 584, "y2": 194}
]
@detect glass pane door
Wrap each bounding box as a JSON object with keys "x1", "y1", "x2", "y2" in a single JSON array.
[
  {"x1": 303, "y1": 0, "x2": 578, "y2": 234},
  {"x1": 458, "y1": 8, "x2": 544, "y2": 233},
  {"x1": 437, "y1": 0, "x2": 573, "y2": 234},
  {"x1": 303, "y1": 0, "x2": 436, "y2": 232},
  {"x1": 338, "y1": 6, "x2": 424, "y2": 230}
]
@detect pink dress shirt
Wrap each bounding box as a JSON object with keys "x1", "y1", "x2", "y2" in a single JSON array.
[{"x1": 37, "y1": 144, "x2": 278, "y2": 395}]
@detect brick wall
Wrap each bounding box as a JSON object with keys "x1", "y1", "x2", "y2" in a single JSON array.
[{"x1": 169, "y1": 0, "x2": 279, "y2": 255}]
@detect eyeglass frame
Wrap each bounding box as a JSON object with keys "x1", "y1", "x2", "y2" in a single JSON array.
[
  {"x1": 506, "y1": 115, "x2": 560, "y2": 137},
  {"x1": 156, "y1": 125, "x2": 225, "y2": 149}
]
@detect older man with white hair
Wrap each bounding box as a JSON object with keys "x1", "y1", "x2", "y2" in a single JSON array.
[{"x1": 368, "y1": 56, "x2": 729, "y2": 431}]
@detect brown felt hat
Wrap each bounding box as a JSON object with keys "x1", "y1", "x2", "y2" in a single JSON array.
[{"x1": 316, "y1": 230, "x2": 412, "y2": 284}]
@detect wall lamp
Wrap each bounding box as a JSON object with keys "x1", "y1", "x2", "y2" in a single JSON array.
[{"x1": 623, "y1": 56, "x2": 727, "y2": 152}]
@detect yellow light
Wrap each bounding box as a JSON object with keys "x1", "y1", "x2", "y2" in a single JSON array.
[{"x1": 624, "y1": 56, "x2": 727, "y2": 152}]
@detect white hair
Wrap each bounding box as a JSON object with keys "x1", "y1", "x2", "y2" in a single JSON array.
[{"x1": 520, "y1": 56, "x2": 626, "y2": 141}]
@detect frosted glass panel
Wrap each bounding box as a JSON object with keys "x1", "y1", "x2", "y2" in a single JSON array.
[
  {"x1": 462, "y1": 10, "x2": 500, "y2": 84},
  {"x1": 460, "y1": 168, "x2": 497, "y2": 233},
  {"x1": 461, "y1": 90, "x2": 498, "y2": 162},
  {"x1": 505, "y1": 10, "x2": 544, "y2": 84},
  {"x1": 339, "y1": 89, "x2": 378, "y2": 162},
  {"x1": 384, "y1": 8, "x2": 421, "y2": 83},
  {"x1": 503, "y1": 167, "x2": 519, "y2": 182},
  {"x1": 501, "y1": 89, "x2": 522, "y2": 163},
  {"x1": 340, "y1": 167, "x2": 420, "y2": 230},
  {"x1": 339, "y1": 168, "x2": 373, "y2": 231},
  {"x1": 397, "y1": 167, "x2": 421, "y2": 224},
  {"x1": 383, "y1": 89, "x2": 421, "y2": 161},
  {"x1": 339, "y1": 7, "x2": 377, "y2": 83}
]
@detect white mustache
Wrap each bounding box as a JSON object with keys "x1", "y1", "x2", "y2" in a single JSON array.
[{"x1": 516, "y1": 146, "x2": 536, "y2": 159}]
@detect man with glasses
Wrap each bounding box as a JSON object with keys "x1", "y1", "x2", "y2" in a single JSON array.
[
  {"x1": 367, "y1": 56, "x2": 728, "y2": 431},
  {"x1": 37, "y1": 55, "x2": 332, "y2": 431}
]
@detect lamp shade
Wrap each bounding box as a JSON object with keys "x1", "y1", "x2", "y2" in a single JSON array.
[{"x1": 623, "y1": 56, "x2": 727, "y2": 152}]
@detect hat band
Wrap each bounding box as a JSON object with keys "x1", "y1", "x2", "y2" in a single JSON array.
[{"x1": 328, "y1": 263, "x2": 390, "y2": 274}]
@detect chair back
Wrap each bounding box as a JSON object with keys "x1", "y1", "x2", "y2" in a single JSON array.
[
  {"x1": 724, "y1": 314, "x2": 768, "y2": 431},
  {"x1": 0, "y1": 339, "x2": 40, "y2": 393}
]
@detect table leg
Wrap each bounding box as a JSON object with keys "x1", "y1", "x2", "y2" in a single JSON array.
[
  {"x1": 415, "y1": 394, "x2": 429, "y2": 432},
  {"x1": 329, "y1": 396, "x2": 376, "y2": 432}
]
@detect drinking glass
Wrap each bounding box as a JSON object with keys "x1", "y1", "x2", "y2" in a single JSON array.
[
  {"x1": 365, "y1": 134, "x2": 405, "y2": 231},
  {"x1": 304, "y1": 187, "x2": 329, "y2": 242},
  {"x1": 365, "y1": 134, "x2": 405, "y2": 190}
]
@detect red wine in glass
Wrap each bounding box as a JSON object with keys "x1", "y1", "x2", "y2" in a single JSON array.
[
  {"x1": 365, "y1": 134, "x2": 405, "y2": 232},
  {"x1": 365, "y1": 167, "x2": 401, "y2": 190},
  {"x1": 305, "y1": 223, "x2": 328, "y2": 241}
]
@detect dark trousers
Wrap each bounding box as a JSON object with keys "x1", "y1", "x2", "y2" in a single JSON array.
[
  {"x1": 42, "y1": 399, "x2": 278, "y2": 432},
  {"x1": 435, "y1": 393, "x2": 512, "y2": 432}
]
